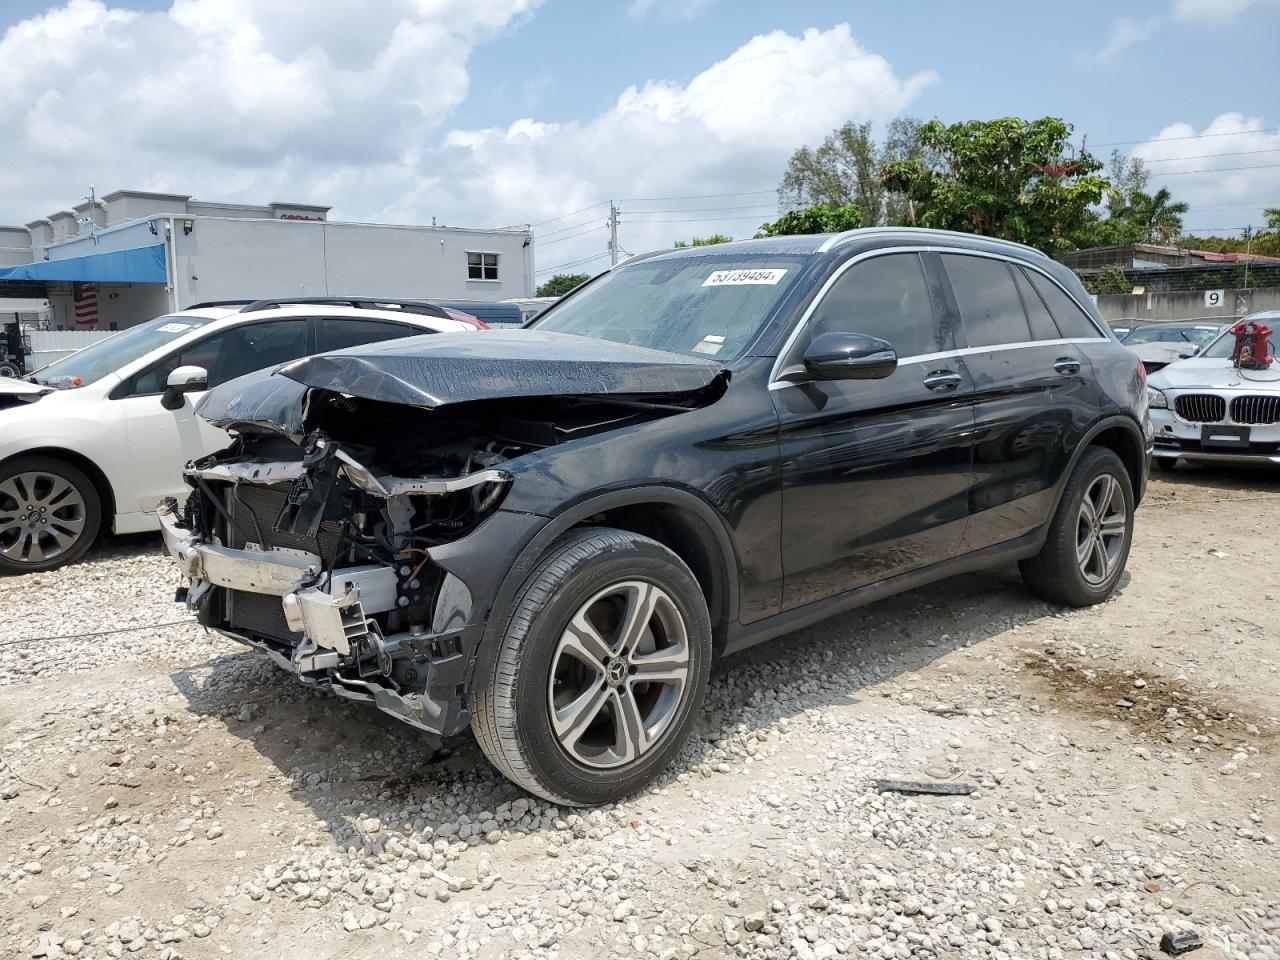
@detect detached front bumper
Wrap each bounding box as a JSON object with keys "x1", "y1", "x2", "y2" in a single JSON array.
[{"x1": 158, "y1": 502, "x2": 474, "y2": 735}]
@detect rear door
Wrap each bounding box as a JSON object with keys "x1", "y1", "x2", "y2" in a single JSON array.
[
  {"x1": 936, "y1": 253, "x2": 1101, "y2": 552},
  {"x1": 774, "y1": 250, "x2": 976, "y2": 609},
  {"x1": 313, "y1": 317, "x2": 427, "y2": 352}
]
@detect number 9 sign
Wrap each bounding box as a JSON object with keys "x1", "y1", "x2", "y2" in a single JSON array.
[{"x1": 1204, "y1": 289, "x2": 1225, "y2": 309}]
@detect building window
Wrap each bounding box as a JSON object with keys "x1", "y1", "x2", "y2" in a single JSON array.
[{"x1": 467, "y1": 251, "x2": 499, "y2": 281}]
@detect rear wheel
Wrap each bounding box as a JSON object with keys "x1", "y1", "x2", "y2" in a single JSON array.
[
  {"x1": 471, "y1": 527, "x2": 712, "y2": 805},
  {"x1": 1020, "y1": 447, "x2": 1134, "y2": 607},
  {"x1": 0, "y1": 456, "x2": 101, "y2": 574}
]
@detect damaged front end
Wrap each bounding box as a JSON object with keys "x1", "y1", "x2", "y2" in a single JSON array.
[
  {"x1": 161, "y1": 331, "x2": 728, "y2": 736},
  {"x1": 161, "y1": 432, "x2": 512, "y2": 735}
]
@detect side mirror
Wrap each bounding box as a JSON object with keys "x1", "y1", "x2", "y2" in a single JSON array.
[
  {"x1": 1177, "y1": 346, "x2": 1199, "y2": 359},
  {"x1": 161, "y1": 365, "x2": 208, "y2": 410},
  {"x1": 798, "y1": 331, "x2": 898, "y2": 382}
]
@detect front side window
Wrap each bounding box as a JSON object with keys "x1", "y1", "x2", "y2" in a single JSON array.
[
  {"x1": 32, "y1": 314, "x2": 213, "y2": 387},
  {"x1": 532, "y1": 253, "x2": 808, "y2": 361},
  {"x1": 942, "y1": 254, "x2": 1032, "y2": 348},
  {"x1": 806, "y1": 253, "x2": 942, "y2": 358},
  {"x1": 467, "y1": 251, "x2": 499, "y2": 280},
  {"x1": 124, "y1": 319, "x2": 308, "y2": 396}
]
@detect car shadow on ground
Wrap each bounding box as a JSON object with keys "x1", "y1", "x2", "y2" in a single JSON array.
[
  {"x1": 1150, "y1": 460, "x2": 1280, "y2": 494},
  {"x1": 168, "y1": 561, "x2": 1091, "y2": 853}
]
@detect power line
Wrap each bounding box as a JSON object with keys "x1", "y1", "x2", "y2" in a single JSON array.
[
  {"x1": 624, "y1": 213, "x2": 777, "y2": 224},
  {"x1": 619, "y1": 188, "x2": 778, "y2": 202},
  {"x1": 1150, "y1": 162, "x2": 1280, "y2": 177},
  {"x1": 1095, "y1": 127, "x2": 1280, "y2": 148},
  {"x1": 535, "y1": 251, "x2": 609, "y2": 276},
  {"x1": 1142, "y1": 147, "x2": 1280, "y2": 164},
  {"x1": 536, "y1": 224, "x2": 607, "y2": 249},
  {"x1": 531, "y1": 200, "x2": 610, "y2": 228}
]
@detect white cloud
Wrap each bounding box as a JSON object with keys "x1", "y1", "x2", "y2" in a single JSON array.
[
  {"x1": 0, "y1": 0, "x2": 537, "y2": 222},
  {"x1": 1091, "y1": 16, "x2": 1156, "y2": 61},
  {"x1": 1174, "y1": 0, "x2": 1279, "y2": 22},
  {"x1": 628, "y1": 0, "x2": 718, "y2": 19},
  {"x1": 0, "y1": 9, "x2": 934, "y2": 282},
  {"x1": 417, "y1": 25, "x2": 937, "y2": 276},
  {"x1": 1131, "y1": 113, "x2": 1280, "y2": 234}
]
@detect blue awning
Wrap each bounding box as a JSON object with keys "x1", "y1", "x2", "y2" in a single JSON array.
[{"x1": 0, "y1": 243, "x2": 167, "y2": 283}]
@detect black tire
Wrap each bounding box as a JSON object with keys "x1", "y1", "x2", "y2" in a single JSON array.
[
  {"x1": 471, "y1": 527, "x2": 712, "y2": 806},
  {"x1": 1019, "y1": 447, "x2": 1134, "y2": 608},
  {"x1": 0, "y1": 362, "x2": 20, "y2": 379},
  {"x1": 1153, "y1": 456, "x2": 1178, "y2": 472},
  {"x1": 0, "y1": 455, "x2": 102, "y2": 575}
]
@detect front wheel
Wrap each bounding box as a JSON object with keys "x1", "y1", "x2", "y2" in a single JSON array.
[
  {"x1": 1020, "y1": 447, "x2": 1134, "y2": 607},
  {"x1": 0, "y1": 455, "x2": 102, "y2": 574},
  {"x1": 471, "y1": 527, "x2": 712, "y2": 805}
]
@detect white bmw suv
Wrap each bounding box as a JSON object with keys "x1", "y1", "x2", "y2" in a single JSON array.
[{"x1": 0, "y1": 298, "x2": 481, "y2": 573}]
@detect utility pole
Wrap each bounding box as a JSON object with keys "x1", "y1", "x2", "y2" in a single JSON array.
[
  {"x1": 1243, "y1": 225, "x2": 1253, "y2": 291},
  {"x1": 608, "y1": 201, "x2": 620, "y2": 266}
]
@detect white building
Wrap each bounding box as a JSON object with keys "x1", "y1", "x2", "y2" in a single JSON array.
[{"x1": 0, "y1": 190, "x2": 534, "y2": 331}]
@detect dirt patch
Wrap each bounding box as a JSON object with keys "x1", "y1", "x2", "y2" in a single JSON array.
[{"x1": 1022, "y1": 649, "x2": 1276, "y2": 746}]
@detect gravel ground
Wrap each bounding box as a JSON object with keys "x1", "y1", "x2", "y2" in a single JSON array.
[{"x1": 1, "y1": 464, "x2": 1278, "y2": 960}]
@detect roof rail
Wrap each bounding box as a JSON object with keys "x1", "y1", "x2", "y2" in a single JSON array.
[
  {"x1": 237, "y1": 297, "x2": 449, "y2": 318},
  {"x1": 187, "y1": 299, "x2": 257, "y2": 309},
  {"x1": 818, "y1": 226, "x2": 1047, "y2": 258}
]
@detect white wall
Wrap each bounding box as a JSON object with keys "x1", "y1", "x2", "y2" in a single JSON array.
[{"x1": 169, "y1": 217, "x2": 534, "y2": 306}]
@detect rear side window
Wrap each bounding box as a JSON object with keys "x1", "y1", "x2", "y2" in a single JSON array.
[
  {"x1": 1025, "y1": 269, "x2": 1103, "y2": 338},
  {"x1": 1010, "y1": 267, "x2": 1061, "y2": 341},
  {"x1": 316, "y1": 318, "x2": 419, "y2": 353},
  {"x1": 808, "y1": 252, "x2": 942, "y2": 358},
  {"x1": 941, "y1": 254, "x2": 1031, "y2": 348}
]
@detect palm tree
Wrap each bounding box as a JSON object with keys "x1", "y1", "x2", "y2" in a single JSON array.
[{"x1": 1121, "y1": 188, "x2": 1190, "y2": 245}]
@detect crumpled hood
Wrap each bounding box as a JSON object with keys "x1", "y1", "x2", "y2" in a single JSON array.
[
  {"x1": 1148, "y1": 356, "x2": 1280, "y2": 390},
  {"x1": 198, "y1": 329, "x2": 727, "y2": 437},
  {"x1": 275, "y1": 329, "x2": 725, "y2": 409}
]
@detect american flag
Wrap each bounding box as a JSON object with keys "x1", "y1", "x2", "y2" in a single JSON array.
[{"x1": 72, "y1": 281, "x2": 98, "y2": 328}]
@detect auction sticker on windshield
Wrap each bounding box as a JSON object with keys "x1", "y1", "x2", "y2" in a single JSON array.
[{"x1": 702, "y1": 268, "x2": 788, "y2": 287}]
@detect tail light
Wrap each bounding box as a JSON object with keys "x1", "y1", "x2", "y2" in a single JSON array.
[{"x1": 443, "y1": 308, "x2": 488, "y2": 329}]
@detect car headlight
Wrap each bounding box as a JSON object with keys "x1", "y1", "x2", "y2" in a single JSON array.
[{"x1": 1146, "y1": 386, "x2": 1168, "y2": 409}]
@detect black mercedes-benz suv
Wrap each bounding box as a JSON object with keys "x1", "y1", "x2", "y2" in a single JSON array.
[{"x1": 161, "y1": 228, "x2": 1152, "y2": 805}]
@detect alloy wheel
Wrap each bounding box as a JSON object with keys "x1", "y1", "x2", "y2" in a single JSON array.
[
  {"x1": 1075, "y1": 473, "x2": 1126, "y2": 586},
  {"x1": 0, "y1": 471, "x2": 88, "y2": 565},
  {"x1": 547, "y1": 580, "x2": 690, "y2": 769}
]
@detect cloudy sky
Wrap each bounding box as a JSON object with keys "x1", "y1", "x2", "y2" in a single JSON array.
[{"x1": 2, "y1": 0, "x2": 1279, "y2": 282}]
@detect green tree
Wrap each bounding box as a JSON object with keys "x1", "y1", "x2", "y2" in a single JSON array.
[
  {"x1": 755, "y1": 203, "x2": 862, "y2": 238},
  {"x1": 673, "y1": 234, "x2": 732, "y2": 248},
  {"x1": 535, "y1": 273, "x2": 589, "y2": 298},
  {"x1": 1105, "y1": 150, "x2": 1149, "y2": 216},
  {"x1": 880, "y1": 117, "x2": 1108, "y2": 255},
  {"x1": 1112, "y1": 187, "x2": 1189, "y2": 245},
  {"x1": 778, "y1": 118, "x2": 929, "y2": 227}
]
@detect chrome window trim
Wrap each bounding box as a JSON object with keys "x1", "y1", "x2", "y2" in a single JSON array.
[{"x1": 768, "y1": 245, "x2": 1108, "y2": 390}]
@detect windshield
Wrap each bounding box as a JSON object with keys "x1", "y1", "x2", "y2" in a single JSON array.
[
  {"x1": 1122, "y1": 325, "x2": 1221, "y2": 346},
  {"x1": 530, "y1": 253, "x2": 809, "y2": 360},
  {"x1": 33, "y1": 314, "x2": 214, "y2": 387},
  {"x1": 1201, "y1": 326, "x2": 1278, "y2": 360}
]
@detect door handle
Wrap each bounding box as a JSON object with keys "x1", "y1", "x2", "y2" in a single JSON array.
[
  {"x1": 923, "y1": 370, "x2": 963, "y2": 391},
  {"x1": 1053, "y1": 357, "x2": 1081, "y2": 375}
]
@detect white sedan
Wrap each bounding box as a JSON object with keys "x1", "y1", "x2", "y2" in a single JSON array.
[
  {"x1": 0, "y1": 299, "x2": 480, "y2": 573},
  {"x1": 1146, "y1": 311, "x2": 1280, "y2": 470}
]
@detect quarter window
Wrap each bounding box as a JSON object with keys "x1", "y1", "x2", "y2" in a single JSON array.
[
  {"x1": 941, "y1": 254, "x2": 1032, "y2": 348},
  {"x1": 315, "y1": 318, "x2": 419, "y2": 352},
  {"x1": 1010, "y1": 266, "x2": 1062, "y2": 341},
  {"x1": 1025, "y1": 269, "x2": 1103, "y2": 338},
  {"x1": 467, "y1": 251, "x2": 499, "y2": 281},
  {"x1": 807, "y1": 253, "x2": 942, "y2": 358}
]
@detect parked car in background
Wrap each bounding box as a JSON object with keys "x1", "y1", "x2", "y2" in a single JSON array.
[
  {"x1": 1147, "y1": 312, "x2": 1280, "y2": 469},
  {"x1": 1111, "y1": 323, "x2": 1135, "y2": 340},
  {"x1": 1120, "y1": 321, "x2": 1229, "y2": 374},
  {"x1": 161, "y1": 227, "x2": 1150, "y2": 805},
  {"x1": 0, "y1": 298, "x2": 480, "y2": 573},
  {"x1": 433, "y1": 299, "x2": 526, "y2": 327}
]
